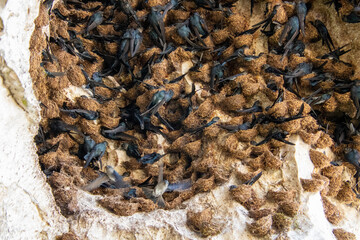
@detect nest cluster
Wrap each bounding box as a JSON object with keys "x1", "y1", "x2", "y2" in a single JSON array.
[{"x1": 32, "y1": 0, "x2": 360, "y2": 238}]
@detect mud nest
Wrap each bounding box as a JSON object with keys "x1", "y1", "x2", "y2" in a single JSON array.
[{"x1": 30, "y1": 0, "x2": 360, "y2": 237}]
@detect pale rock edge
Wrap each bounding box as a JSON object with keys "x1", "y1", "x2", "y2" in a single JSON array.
[{"x1": 0, "y1": 1, "x2": 359, "y2": 240}]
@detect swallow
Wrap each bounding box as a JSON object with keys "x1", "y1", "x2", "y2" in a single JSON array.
[
  {"x1": 141, "y1": 90, "x2": 174, "y2": 117},
  {"x1": 218, "y1": 115, "x2": 257, "y2": 132},
  {"x1": 52, "y1": 8, "x2": 71, "y2": 24},
  {"x1": 50, "y1": 36, "x2": 76, "y2": 56},
  {"x1": 118, "y1": 28, "x2": 143, "y2": 59},
  {"x1": 216, "y1": 73, "x2": 247, "y2": 87},
  {"x1": 285, "y1": 62, "x2": 313, "y2": 78},
  {"x1": 82, "y1": 165, "x2": 130, "y2": 191},
  {"x1": 343, "y1": 10, "x2": 360, "y2": 23},
  {"x1": 210, "y1": 62, "x2": 226, "y2": 90},
  {"x1": 229, "y1": 171, "x2": 262, "y2": 190},
  {"x1": 251, "y1": 0, "x2": 254, "y2": 15},
  {"x1": 41, "y1": 39, "x2": 56, "y2": 64},
  {"x1": 84, "y1": 12, "x2": 103, "y2": 34},
  {"x1": 122, "y1": 142, "x2": 141, "y2": 159},
  {"x1": 60, "y1": 104, "x2": 99, "y2": 120},
  {"x1": 344, "y1": 149, "x2": 360, "y2": 187},
  {"x1": 37, "y1": 142, "x2": 60, "y2": 155},
  {"x1": 244, "y1": 171, "x2": 262, "y2": 185},
  {"x1": 225, "y1": 46, "x2": 264, "y2": 63},
  {"x1": 263, "y1": 64, "x2": 286, "y2": 76},
  {"x1": 333, "y1": 121, "x2": 354, "y2": 145},
  {"x1": 351, "y1": 81, "x2": 360, "y2": 119},
  {"x1": 155, "y1": 112, "x2": 174, "y2": 131},
  {"x1": 251, "y1": 129, "x2": 294, "y2": 146},
  {"x1": 68, "y1": 30, "x2": 97, "y2": 63},
  {"x1": 43, "y1": 68, "x2": 65, "y2": 78},
  {"x1": 148, "y1": 8, "x2": 166, "y2": 49},
  {"x1": 279, "y1": 16, "x2": 300, "y2": 50},
  {"x1": 186, "y1": 117, "x2": 220, "y2": 134},
  {"x1": 284, "y1": 62, "x2": 313, "y2": 96},
  {"x1": 266, "y1": 88, "x2": 284, "y2": 110},
  {"x1": 142, "y1": 161, "x2": 168, "y2": 207},
  {"x1": 296, "y1": 1, "x2": 307, "y2": 37},
  {"x1": 101, "y1": 123, "x2": 138, "y2": 141},
  {"x1": 261, "y1": 103, "x2": 305, "y2": 124},
  {"x1": 235, "y1": 101, "x2": 263, "y2": 114},
  {"x1": 117, "y1": 0, "x2": 141, "y2": 26},
  {"x1": 325, "y1": 0, "x2": 342, "y2": 15},
  {"x1": 189, "y1": 13, "x2": 209, "y2": 46},
  {"x1": 78, "y1": 135, "x2": 96, "y2": 159},
  {"x1": 142, "y1": 162, "x2": 192, "y2": 207},
  {"x1": 310, "y1": 20, "x2": 335, "y2": 51},
  {"x1": 138, "y1": 152, "x2": 166, "y2": 165},
  {"x1": 306, "y1": 72, "x2": 332, "y2": 87},
  {"x1": 193, "y1": 0, "x2": 216, "y2": 10},
  {"x1": 320, "y1": 44, "x2": 351, "y2": 61},
  {"x1": 190, "y1": 12, "x2": 209, "y2": 37},
  {"x1": 177, "y1": 21, "x2": 209, "y2": 50},
  {"x1": 280, "y1": 40, "x2": 305, "y2": 61},
  {"x1": 83, "y1": 142, "x2": 107, "y2": 169},
  {"x1": 251, "y1": 5, "x2": 279, "y2": 34},
  {"x1": 48, "y1": 118, "x2": 84, "y2": 137},
  {"x1": 124, "y1": 188, "x2": 137, "y2": 200},
  {"x1": 304, "y1": 92, "x2": 331, "y2": 106},
  {"x1": 120, "y1": 104, "x2": 146, "y2": 130}
]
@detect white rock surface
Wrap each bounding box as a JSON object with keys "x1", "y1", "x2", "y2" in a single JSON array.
[
  {"x1": 0, "y1": 1, "x2": 69, "y2": 239},
  {"x1": 0, "y1": 0, "x2": 360, "y2": 239}
]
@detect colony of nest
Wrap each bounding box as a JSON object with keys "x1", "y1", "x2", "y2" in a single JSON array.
[{"x1": 32, "y1": 0, "x2": 360, "y2": 237}]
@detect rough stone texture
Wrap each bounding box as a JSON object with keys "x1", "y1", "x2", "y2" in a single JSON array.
[{"x1": 1, "y1": 0, "x2": 360, "y2": 240}]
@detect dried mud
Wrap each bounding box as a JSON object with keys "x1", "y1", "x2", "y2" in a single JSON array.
[{"x1": 29, "y1": 0, "x2": 360, "y2": 237}]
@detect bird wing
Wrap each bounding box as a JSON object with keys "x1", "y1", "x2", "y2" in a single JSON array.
[{"x1": 82, "y1": 173, "x2": 110, "y2": 191}]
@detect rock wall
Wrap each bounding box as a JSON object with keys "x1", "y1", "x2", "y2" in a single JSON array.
[{"x1": 0, "y1": 0, "x2": 360, "y2": 239}]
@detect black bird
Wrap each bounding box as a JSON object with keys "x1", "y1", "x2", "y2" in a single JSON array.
[
  {"x1": 296, "y1": 1, "x2": 307, "y2": 37},
  {"x1": 78, "y1": 135, "x2": 96, "y2": 159},
  {"x1": 194, "y1": 0, "x2": 216, "y2": 10},
  {"x1": 279, "y1": 16, "x2": 300, "y2": 50},
  {"x1": 48, "y1": 118, "x2": 84, "y2": 137},
  {"x1": 284, "y1": 62, "x2": 313, "y2": 96},
  {"x1": 177, "y1": 21, "x2": 209, "y2": 50},
  {"x1": 325, "y1": 0, "x2": 342, "y2": 15},
  {"x1": 186, "y1": 117, "x2": 220, "y2": 134},
  {"x1": 344, "y1": 149, "x2": 360, "y2": 188},
  {"x1": 229, "y1": 171, "x2": 262, "y2": 190},
  {"x1": 242, "y1": 5, "x2": 279, "y2": 36},
  {"x1": 210, "y1": 62, "x2": 226, "y2": 90},
  {"x1": 84, "y1": 12, "x2": 103, "y2": 34},
  {"x1": 219, "y1": 115, "x2": 257, "y2": 132},
  {"x1": 141, "y1": 90, "x2": 174, "y2": 117},
  {"x1": 82, "y1": 165, "x2": 130, "y2": 191},
  {"x1": 189, "y1": 13, "x2": 209, "y2": 46},
  {"x1": 142, "y1": 162, "x2": 192, "y2": 207},
  {"x1": 138, "y1": 152, "x2": 165, "y2": 165},
  {"x1": 101, "y1": 122, "x2": 137, "y2": 141},
  {"x1": 343, "y1": 10, "x2": 360, "y2": 23},
  {"x1": 310, "y1": 20, "x2": 335, "y2": 51},
  {"x1": 117, "y1": 0, "x2": 141, "y2": 26},
  {"x1": 235, "y1": 101, "x2": 262, "y2": 114},
  {"x1": 148, "y1": 7, "x2": 166, "y2": 49},
  {"x1": 122, "y1": 142, "x2": 141, "y2": 159},
  {"x1": 320, "y1": 44, "x2": 351, "y2": 61},
  {"x1": 351, "y1": 81, "x2": 360, "y2": 119},
  {"x1": 60, "y1": 105, "x2": 99, "y2": 120},
  {"x1": 261, "y1": 103, "x2": 305, "y2": 124},
  {"x1": 83, "y1": 142, "x2": 107, "y2": 169},
  {"x1": 251, "y1": 129, "x2": 294, "y2": 146},
  {"x1": 244, "y1": 171, "x2": 262, "y2": 185}
]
